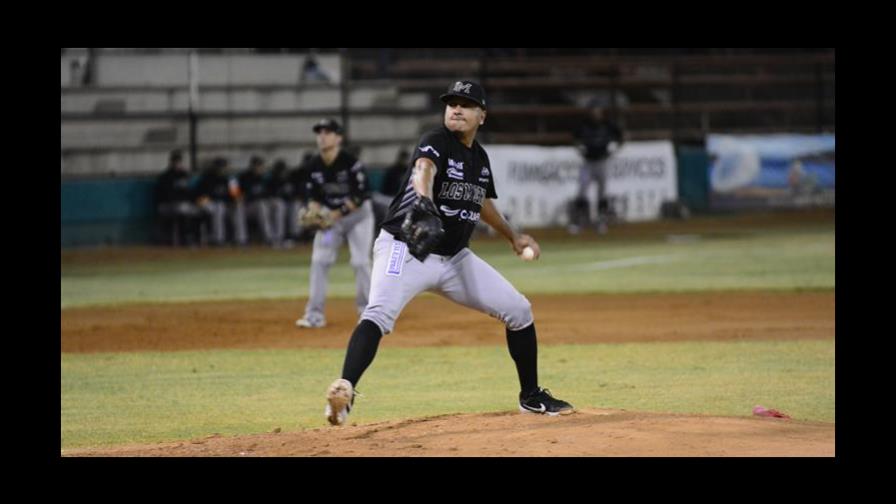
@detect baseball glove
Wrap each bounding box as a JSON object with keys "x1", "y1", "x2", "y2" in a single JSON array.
[
  {"x1": 400, "y1": 196, "x2": 444, "y2": 262},
  {"x1": 298, "y1": 204, "x2": 335, "y2": 230}
]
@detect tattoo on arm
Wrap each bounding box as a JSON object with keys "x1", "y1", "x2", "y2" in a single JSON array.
[{"x1": 412, "y1": 158, "x2": 437, "y2": 199}]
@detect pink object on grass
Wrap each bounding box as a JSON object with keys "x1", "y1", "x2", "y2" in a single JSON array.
[{"x1": 753, "y1": 405, "x2": 791, "y2": 419}]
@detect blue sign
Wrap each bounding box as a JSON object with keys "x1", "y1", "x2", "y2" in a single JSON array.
[{"x1": 707, "y1": 134, "x2": 835, "y2": 209}]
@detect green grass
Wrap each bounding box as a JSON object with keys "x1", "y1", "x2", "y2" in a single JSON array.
[
  {"x1": 60, "y1": 213, "x2": 836, "y2": 451},
  {"x1": 61, "y1": 224, "x2": 834, "y2": 308},
  {"x1": 61, "y1": 339, "x2": 834, "y2": 450}
]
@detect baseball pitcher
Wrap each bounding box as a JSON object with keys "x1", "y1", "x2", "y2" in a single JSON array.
[{"x1": 323, "y1": 80, "x2": 574, "y2": 426}]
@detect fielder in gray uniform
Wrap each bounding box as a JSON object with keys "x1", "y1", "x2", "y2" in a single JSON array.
[
  {"x1": 323, "y1": 80, "x2": 574, "y2": 426},
  {"x1": 296, "y1": 118, "x2": 374, "y2": 329}
]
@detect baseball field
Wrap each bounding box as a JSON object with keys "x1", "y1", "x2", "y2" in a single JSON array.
[{"x1": 60, "y1": 208, "x2": 835, "y2": 457}]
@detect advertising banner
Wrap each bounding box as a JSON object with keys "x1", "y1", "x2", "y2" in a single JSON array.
[
  {"x1": 485, "y1": 141, "x2": 678, "y2": 227},
  {"x1": 707, "y1": 134, "x2": 835, "y2": 210}
]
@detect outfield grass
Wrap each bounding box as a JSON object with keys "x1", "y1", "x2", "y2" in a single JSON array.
[
  {"x1": 61, "y1": 339, "x2": 834, "y2": 450},
  {"x1": 61, "y1": 224, "x2": 834, "y2": 308}
]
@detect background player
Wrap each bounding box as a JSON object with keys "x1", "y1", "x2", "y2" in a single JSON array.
[
  {"x1": 154, "y1": 149, "x2": 199, "y2": 246},
  {"x1": 233, "y1": 155, "x2": 281, "y2": 247},
  {"x1": 296, "y1": 118, "x2": 374, "y2": 329},
  {"x1": 194, "y1": 157, "x2": 238, "y2": 246},
  {"x1": 323, "y1": 80, "x2": 574, "y2": 426},
  {"x1": 571, "y1": 102, "x2": 624, "y2": 234}
]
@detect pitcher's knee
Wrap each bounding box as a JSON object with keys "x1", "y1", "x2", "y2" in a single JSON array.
[
  {"x1": 504, "y1": 296, "x2": 534, "y2": 332},
  {"x1": 360, "y1": 304, "x2": 397, "y2": 335}
]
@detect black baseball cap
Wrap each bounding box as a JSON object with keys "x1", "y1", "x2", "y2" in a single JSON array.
[
  {"x1": 312, "y1": 118, "x2": 343, "y2": 134},
  {"x1": 439, "y1": 80, "x2": 487, "y2": 109}
]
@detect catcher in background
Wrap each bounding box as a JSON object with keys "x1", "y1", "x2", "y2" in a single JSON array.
[
  {"x1": 295, "y1": 118, "x2": 374, "y2": 329},
  {"x1": 323, "y1": 80, "x2": 574, "y2": 426}
]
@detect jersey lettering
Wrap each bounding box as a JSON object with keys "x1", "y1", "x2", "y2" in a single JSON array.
[
  {"x1": 446, "y1": 159, "x2": 465, "y2": 180},
  {"x1": 438, "y1": 182, "x2": 486, "y2": 206},
  {"x1": 439, "y1": 205, "x2": 480, "y2": 223}
]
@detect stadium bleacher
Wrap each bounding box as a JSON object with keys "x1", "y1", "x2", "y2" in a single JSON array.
[
  {"x1": 59, "y1": 48, "x2": 834, "y2": 246},
  {"x1": 61, "y1": 48, "x2": 834, "y2": 177}
]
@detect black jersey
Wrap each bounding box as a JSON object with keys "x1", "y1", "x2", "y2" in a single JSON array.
[
  {"x1": 575, "y1": 119, "x2": 623, "y2": 161},
  {"x1": 305, "y1": 150, "x2": 370, "y2": 210},
  {"x1": 195, "y1": 170, "x2": 232, "y2": 202},
  {"x1": 381, "y1": 126, "x2": 497, "y2": 257},
  {"x1": 236, "y1": 169, "x2": 268, "y2": 202},
  {"x1": 155, "y1": 166, "x2": 194, "y2": 204}
]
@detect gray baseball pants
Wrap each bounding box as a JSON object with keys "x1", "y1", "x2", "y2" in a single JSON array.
[
  {"x1": 360, "y1": 229, "x2": 534, "y2": 335},
  {"x1": 197, "y1": 200, "x2": 234, "y2": 245},
  {"x1": 303, "y1": 200, "x2": 375, "y2": 322}
]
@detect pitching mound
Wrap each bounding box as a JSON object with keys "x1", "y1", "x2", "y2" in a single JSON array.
[{"x1": 63, "y1": 408, "x2": 833, "y2": 457}]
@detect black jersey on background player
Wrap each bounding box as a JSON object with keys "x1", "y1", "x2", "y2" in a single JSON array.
[
  {"x1": 236, "y1": 156, "x2": 269, "y2": 202},
  {"x1": 381, "y1": 125, "x2": 497, "y2": 256},
  {"x1": 305, "y1": 150, "x2": 370, "y2": 213}
]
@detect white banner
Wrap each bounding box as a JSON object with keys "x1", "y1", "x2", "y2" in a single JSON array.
[{"x1": 484, "y1": 141, "x2": 678, "y2": 227}]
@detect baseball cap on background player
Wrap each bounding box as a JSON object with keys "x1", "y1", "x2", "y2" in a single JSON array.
[
  {"x1": 312, "y1": 118, "x2": 344, "y2": 135},
  {"x1": 439, "y1": 80, "x2": 487, "y2": 109}
]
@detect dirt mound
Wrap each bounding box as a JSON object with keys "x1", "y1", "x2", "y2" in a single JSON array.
[{"x1": 63, "y1": 409, "x2": 833, "y2": 457}]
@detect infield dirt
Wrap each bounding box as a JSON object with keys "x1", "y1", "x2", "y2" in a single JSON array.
[{"x1": 62, "y1": 291, "x2": 834, "y2": 457}]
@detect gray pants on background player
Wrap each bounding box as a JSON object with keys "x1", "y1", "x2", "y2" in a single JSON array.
[
  {"x1": 301, "y1": 200, "x2": 375, "y2": 326},
  {"x1": 361, "y1": 229, "x2": 534, "y2": 336},
  {"x1": 197, "y1": 200, "x2": 241, "y2": 246},
  {"x1": 578, "y1": 158, "x2": 608, "y2": 203},
  {"x1": 233, "y1": 200, "x2": 275, "y2": 245},
  {"x1": 576, "y1": 158, "x2": 611, "y2": 233}
]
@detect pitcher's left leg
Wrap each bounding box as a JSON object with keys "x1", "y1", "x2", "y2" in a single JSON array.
[
  {"x1": 437, "y1": 249, "x2": 573, "y2": 415},
  {"x1": 437, "y1": 249, "x2": 533, "y2": 331}
]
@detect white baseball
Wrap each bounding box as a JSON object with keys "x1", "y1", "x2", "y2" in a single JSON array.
[{"x1": 521, "y1": 246, "x2": 536, "y2": 261}]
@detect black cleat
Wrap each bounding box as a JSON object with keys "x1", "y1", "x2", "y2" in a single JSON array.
[{"x1": 519, "y1": 387, "x2": 575, "y2": 416}]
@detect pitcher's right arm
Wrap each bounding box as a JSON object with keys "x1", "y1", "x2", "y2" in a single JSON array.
[{"x1": 410, "y1": 157, "x2": 437, "y2": 200}]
